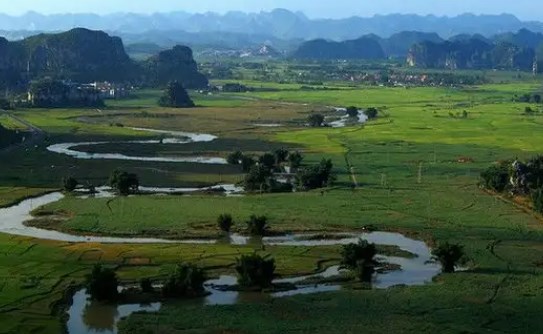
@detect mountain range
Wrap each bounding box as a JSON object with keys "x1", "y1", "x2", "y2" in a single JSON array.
[
  {"x1": 1, "y1": 9, "x2": 543, "y2": 42},
  {"x1": 0, "y1": 28, "x2": 208, "y2": 92}
]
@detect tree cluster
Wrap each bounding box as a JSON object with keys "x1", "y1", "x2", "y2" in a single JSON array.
[
  {"x1": 235, "y1": 254, "x2": 276, "y2": 289},
  {"x1": 295, "y1": 159, "x2": 335, "y2": 191},
  {"x1": 109, "y1": 170, "x2": 139, "y2": 195},
  {"x1": 227, "y1": 149, "x2": 303, "y2": 193},
  {"x1": 481, "y1": 156, "x2": 543, "y2": 213},
  {"x1": 513, "y1": 93, "x2": 542, "y2": 104},
  {"x1": 340, "y1": 239, "x2": 377, "y2": 282},
  {"x1": 162, "y1": 263, "x2": 206, "y2": 298},
  {"x1": 86, "y1": 264, "x2": 119, "y2": 302}
]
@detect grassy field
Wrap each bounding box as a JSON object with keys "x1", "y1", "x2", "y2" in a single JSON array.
[{"x1": 1, "y1": 80, "x2": 543, "y2": 333}]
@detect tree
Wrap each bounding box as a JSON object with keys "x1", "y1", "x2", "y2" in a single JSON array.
[
  {"x1": 62, "y1": 177, "x2": 78, "y2": 192},
  {"x1": 86, "y1": 264, "x2": 119, "y2": 302},
  {"x1": 240, "y1": 155, "x2": 256, "y2": 173},
  {"x1": 432, "y1": 242, "x2": 465, "y2": 273},
  {"x1": 296, "y1": 159, "x2": 334, "y2": 191},
  {"x1": 235, "y1": 254, "x2": 276, "y2": 288},
  {"x1": 246, "y1": 215, "x2": 269, "y2": 236},
  {"x1": 345, "y1": 106, "x2": 359, "y2": 118},
  {"x1": 340, "y1": 240, "x2": 377, "y2": 282},
  {"x1": 531, "y1": 188, "x2": 543, "y2": 213},
  {"x1": 158, "y1": 81, "x2": 195, "y2": 108},
  {"x1": 259, "y1": 153, "x2": 277, "y2": 171},
  {"x1": 480, "y1": 164, "x2": 509, "y2": 192},
  {"x1": 227, "y1": 151, "x2": 244, "y2": 165},
  {"x1": 109, "y1": 170, "x2": 139, "y2": 195},
  {"x1": 533, "y1": 94, "x2": 541, "y2": 104},
  {"x1": 162, "y1": 263, "x2": 206, "y2": 298},
  {"x1": 244, "y1": 165, "x2": 273, "y2": 192},
  {"x1": 288, "y1": 151, "x2": 304, "y2": 169},
  {"x1": 364, "y1": 107, "x2": 378, "y2": 119},
  {"x1": 308, "y1": 113, "x2": 325, "y2": 127},
  {"x1": 140, "y1": 278, "x2": 154, "y2": 293},
  {"x1": 217, "y1": 214, "x2": 234, "y2": 232},
  {"x1": 274, "y1": 148, "x2": 289, "y2": 164}
]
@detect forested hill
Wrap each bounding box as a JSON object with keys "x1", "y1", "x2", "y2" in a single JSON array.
[{"x1": 0, "y1": 28, "x2": 208, "y2": 92}]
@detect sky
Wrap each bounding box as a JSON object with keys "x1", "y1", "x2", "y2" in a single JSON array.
[{"x1": 0, "y1": 0, "x2": 540, "y2": 20}]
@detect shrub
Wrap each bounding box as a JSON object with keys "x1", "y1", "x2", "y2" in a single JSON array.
[
  {"x1": 140, "y1": 278, "x2": 153, "y2": 293},
  {"x1": 308, "y1": 113, "x2": 325, "y2": 127},
  {"x1": 246, "y1": 215, "x2": 269, "y2": 236},
  {"x1": 86, "y1": 264, "x2": 119, "y2": 302},
  {"x1": 235, "y1": 254, "x2": 276, "y2": 288},
  {"x1": 162, "y1": 263, "x2": 206, "y2": 298},
  {"x1": 432, "y1": 242, "x2": 465, "y2": 273},
  {"x1": 217, "y1": 214, "x2": 234, "y2": 232},
  {"x1": 62, "y1": 177, "x2": 78, "y2": 192},
  {"x1": 109, "y1": 170, "x2": 139, "y2": 195}
]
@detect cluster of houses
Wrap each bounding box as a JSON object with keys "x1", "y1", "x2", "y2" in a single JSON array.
[{"x1": 26, "y1": 80, "x2": 132, "y2": 108}]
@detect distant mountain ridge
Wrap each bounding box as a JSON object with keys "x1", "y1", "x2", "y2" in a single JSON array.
[{"x1": 0, "y1": 9, "x2": 542, "y2": 40}]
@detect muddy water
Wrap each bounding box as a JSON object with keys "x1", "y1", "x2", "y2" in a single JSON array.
[{"x1": 47, "y1": 127, "x2": 227, "y2": 164}]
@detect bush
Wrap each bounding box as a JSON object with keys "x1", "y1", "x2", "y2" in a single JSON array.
[
  {"x1": 217, "y1": 214, "x2": 234, "y2": 232},
  {"x1": 109, "y1": 170, "x2": 139, "y2": 195},
  {"x1": 140, "y1": 278, "x2": 154, "y2": 293},
  {"x1": 308, "y1": 113, "x2": 325, "y2": 127},
  {"x1": 246, "y1": 215, "x2": 269, "y2": 236},
  {"x1": 431, "y1": 242, "x2": 465, "y2": 273},
  {"x1": 235, "y1": 254, "x2": 276, "y2": 288},
  {"x1": 162, "y1": 263, "x2": 206, "y2": 298},
  {"x1": 227, "y1": 151, "x2": 244, "y2": 165},
  {"x1": 480, "y1": 164, "x2": 509, "y2": 192},
  {"x1": 86, "y1": 264, "x2": 119, "y2": 302},
  {"x1": 62, "y1": 177, "x2": 78, "y2": 192}
]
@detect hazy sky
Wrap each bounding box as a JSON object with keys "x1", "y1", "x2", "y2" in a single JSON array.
[{"x1": 0, "y1": 0, "x2": 541, "y2": 20}]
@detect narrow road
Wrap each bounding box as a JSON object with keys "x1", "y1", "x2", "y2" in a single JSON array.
[{"x1": 0, "y1": 110, "x2": 46, "y2": 154}]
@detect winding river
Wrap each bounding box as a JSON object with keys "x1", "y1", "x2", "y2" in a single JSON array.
[
  {"x1": 47, "y1": 127, "x2": 228, "y2": 164},
  {"x1": 2, "y1": 126, "x2": 444, "y2": 333},
  {"x1": 0, "y1": 192, "x2": 442, "y2": 334}
]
